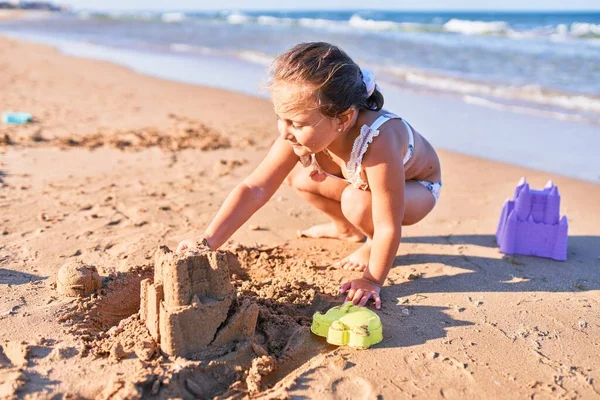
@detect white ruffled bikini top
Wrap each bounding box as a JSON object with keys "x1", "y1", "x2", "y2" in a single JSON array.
[{"x1": 300, "y1": 113, "x2": 415, "y2": 191}]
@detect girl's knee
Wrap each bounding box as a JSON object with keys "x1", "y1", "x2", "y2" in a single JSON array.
[
  {"x1": 401, "y1": 214, "x2": 422, "y2": 226},
  {"x1": 402, "y1": 186, "x2": 435, "y2": 226},
  {"x1": 341, "y1": 186, "x2": 369, "y2": 223},
  {"x1": 286, "y1": 168, "x2": 321, "y2": 197},
  {"x1": 402, "y1": 203, "x2": 434, "y2": 225}
]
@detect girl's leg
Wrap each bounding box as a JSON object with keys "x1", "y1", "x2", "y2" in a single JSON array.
[
  {"x1": 287, "y1": 159, "x2": 438, "y2": 271},
  {"x1": 285, "y1": 163, "x2": 364, "y2": 242},
  {"x1": 337, "y1": 180, "x2": 436, "y2": 270}
]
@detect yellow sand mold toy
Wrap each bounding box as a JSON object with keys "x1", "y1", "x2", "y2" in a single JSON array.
[{"x1": 311, "y1": 302, "x2": 383, "y2": 349}]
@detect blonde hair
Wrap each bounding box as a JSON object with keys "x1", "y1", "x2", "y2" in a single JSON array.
[{"x1": 269, "y1": 42, "x2": 384, "y2": 117}]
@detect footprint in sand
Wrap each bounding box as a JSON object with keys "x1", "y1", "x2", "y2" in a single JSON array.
[{"x1": 330, "y1": 376, "x2": 375, "y2": 400}]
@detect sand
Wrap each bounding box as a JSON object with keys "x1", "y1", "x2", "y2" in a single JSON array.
[{"x1": 1, "y1": 35, "x2": 599, "y2": 399}]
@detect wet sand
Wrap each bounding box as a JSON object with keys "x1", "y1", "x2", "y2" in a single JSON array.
[{"x1": 1, "y1": 36, "x2": 599, "y2": 399}]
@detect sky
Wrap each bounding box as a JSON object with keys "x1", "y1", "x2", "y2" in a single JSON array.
[{"x1": 63, "y1": 0, "x2": 600, "y2": 12}]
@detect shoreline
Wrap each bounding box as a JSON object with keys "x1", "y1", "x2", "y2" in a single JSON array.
[
  {"x1": 1, "y1": 31, "x2": 599, "y2": 183},
  {"x1": 0, "y1": 10, "x2": 54, "y2": 20}
]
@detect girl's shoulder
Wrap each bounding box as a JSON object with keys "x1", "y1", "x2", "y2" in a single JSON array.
[
  {"x1": 356, "y1": 108, "x2": 401, "y2": 129},
  {"x1": 355, "y1": 109, "x2": 405, "y2": 139},
  {"x1": 356, "y1": 109, "x2": 410, "y2": 166}
]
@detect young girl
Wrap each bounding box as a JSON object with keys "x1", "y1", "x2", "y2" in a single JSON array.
[{"x1": 177, "y1": 42, "x2": 442, "y2": 309}]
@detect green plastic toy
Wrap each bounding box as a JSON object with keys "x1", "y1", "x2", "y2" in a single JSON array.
[{"x1": 311, "y1": 302, "x2": 383, "y2": 349}]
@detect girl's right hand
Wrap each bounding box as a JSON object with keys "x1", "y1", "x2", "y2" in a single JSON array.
[
  {"x1": 176, "y1": 236, "x2": 211, "y2": 253},
  {"x1": 340, "y1": 277, "x2": 382, "y2": 309}
]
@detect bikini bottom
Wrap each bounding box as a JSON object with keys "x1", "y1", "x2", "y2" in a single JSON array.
[{"x1": 417, "y1": 180, "x2": 442, "y2": 205}]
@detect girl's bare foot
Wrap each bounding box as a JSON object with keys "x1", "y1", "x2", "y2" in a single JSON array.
[
  {"x1": 297, "y1": 222, "x2": 364, "y2": 242},
  {"x1": 336, "y1": 240, "x2": 371, "y2": 271}
]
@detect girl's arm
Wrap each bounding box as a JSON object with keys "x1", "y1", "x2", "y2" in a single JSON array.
[
  {"x1": 362, "y1": 149, "x2": 405, "y2": 285},
  {"x1": 180, "y1": 137, "x2": 297, "y2": 250},
  {"x1": 341, "y1": 121, "x2": 406, "y2": 308}
]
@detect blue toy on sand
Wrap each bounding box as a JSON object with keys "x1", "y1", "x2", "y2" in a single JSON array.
[{"x1": 2, "y1": 112, "x2": 33, "y2": 125}]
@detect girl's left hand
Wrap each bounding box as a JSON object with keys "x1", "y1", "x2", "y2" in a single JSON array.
[{"x1": 340, "y1": 278, "x2": 382, "y2": 309}]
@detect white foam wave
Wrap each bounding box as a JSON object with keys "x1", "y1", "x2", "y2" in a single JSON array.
[
  {"x1": 81, "y1": 11, "x2": 600, "y2": 44},
  {"x1": 388, "y1": 67, "x2": 600, "y2": 114},
  {"x1": 348, "y1": 15, "x2": 399, "y2": 31},
  {"x1": 168, "y1": 44, "x2": 273, "y2": 66},
  {"x1": 443, "y1": 20, "x2": 600, "y2": 40},
  {"x1": 298, "y1": 17, "x2": 341, "y2": 29},
  {"x1": 443, "y1": 19, "x2": 509, "y2": 35},
  {"x1": 256, "y1": 15, "x2": 295, "y2": 26},
  {"x1": 169, "y1": 43, "x2": 213, "y2": 55},
  {"x1": 237, "y1": 50, "x2": 273, "y2": 66},
  {"x1": 161, "y1": 12, "x2": 185, "y2": 23},
  {"x1": 221, "y1": 13, "x2": 429, "y2": 33},
  {"x1": 556, "y1": 24, "x2": 569, "y2": 36},
  {"x1": 463, "y1": 95, "x2": 595, "y2": 124},
  {"x1": 570, "y1": 22, "x2": 600, "y2": 37},
  {"x1": 226, "y1": 12, "x2": 250, "y2": 25},
  {"x1": 211, "y1": 13, "x2": 600, "y2": 43}
]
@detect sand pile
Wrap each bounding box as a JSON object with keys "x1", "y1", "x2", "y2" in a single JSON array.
[
  {"x1": 56, "y1": 260, "x2": 102, "y2": 297},
  {"x1": 1, "y1": 114, "x2": 231, "y2": 152},
  {"x1": 54, "y1": 243, "x2": 338, "y2": 398}
]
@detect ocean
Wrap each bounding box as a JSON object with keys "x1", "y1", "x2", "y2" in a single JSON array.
[
  {"x1": 1, "y1": 10, "x2": 599, "y2": 181},
  {"x1": 1, "y1": 10, "x2": 599, "y2": 125}
]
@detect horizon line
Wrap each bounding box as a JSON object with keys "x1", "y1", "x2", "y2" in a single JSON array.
[{"x1": 70, "y1": 8, "x2": 600, "y2": 13}]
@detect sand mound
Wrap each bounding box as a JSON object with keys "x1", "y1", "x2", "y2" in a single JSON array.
[
  {"x1": 57, "y1": 267, "x2": 153, "y2": 341},
  {"x1": 57, "y1": 117, "x2": 230, "y2": 152},
  {"x1": 56, "y1": 260, "x2": 102, "y2": 297},
  {"x1": 1, "y1": 114, "x2": 231, "y2": 152}
]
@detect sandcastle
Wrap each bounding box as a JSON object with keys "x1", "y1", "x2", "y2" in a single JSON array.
[
  {"x1": 140, "y1": 241, "x2": 259, "y2": 357},
  {"x1": 496, "y1": 178, "x2": 568, "y2": 261}
]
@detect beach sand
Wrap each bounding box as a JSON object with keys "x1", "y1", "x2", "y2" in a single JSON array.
[{"x1": 1, "y1": 36, "x2": 599, "y2": 399}]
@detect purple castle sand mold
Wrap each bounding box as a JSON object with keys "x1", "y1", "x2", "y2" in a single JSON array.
[{"x1": 496, "y1": 177, "x2": 568, "y2": 261}]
